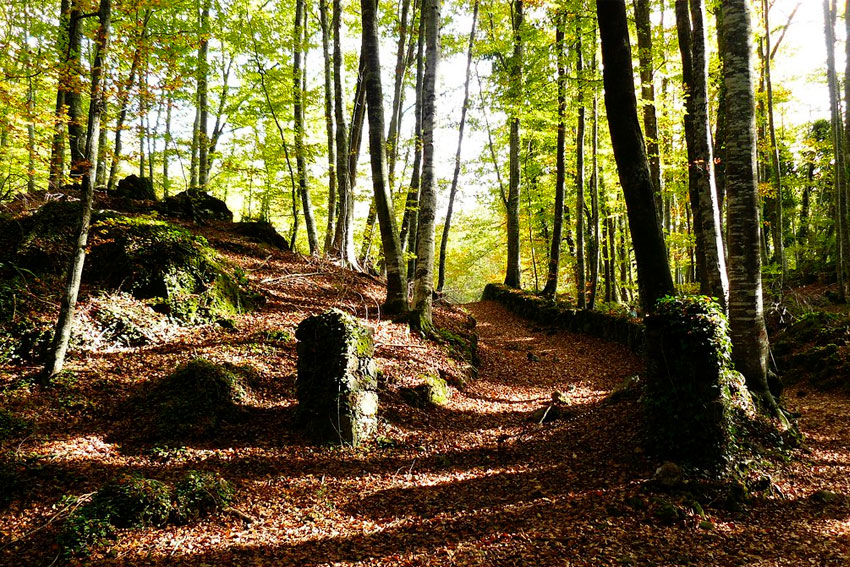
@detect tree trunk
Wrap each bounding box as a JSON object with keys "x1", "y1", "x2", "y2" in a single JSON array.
[
  {"x1": 763, "y1": 0, "x2": 785, "y2": 286},
  {"x1": 163, "y1": 90, "x2": 172, "y2": 197},
  {"x1": 401, "y1": 8, "x2": 425, "y2": 282},
  {"x1": 330, "y1": 0, "x2": 357, "y2": 265},
  {"x1": 361, "y1": 0, "x2": 407, "y2": 314},
  {"x1": 42, "y1": 0, "x2": 112, "y2": 382},
  {"x1": 48, "y1": 0, "x2": 70, "y2": 191},
  {"x1": 66, "y1": 2, "x2": 85, "y2": 180},
  {"x1": 437, "y1": 0, "x2": 476, "y2": 294},
  {"x1": 633, "y1": 0, "x2": 663, "y2": 225},
  {"x1": 320, "y1": 0, "x2": 337, "y2": 254},
  {"x1": 23, "y1": 3, "x2": 37, "y2": 193},
  {"x1": 596, "y1": 0, "x2": 674, "y2": 312},
  {"x1": 386, "y1": 0, "x2": 413, "y2": 194},
  {"x1": 588, "y1": 31, "x2": 601, "y2": 310},
  {"x1": 675, "y1": 0, "x2": 729, "y2": 306},
  {"x1": 412, "y1": 0, "x2": 441, "y2": 329},
  {"x1": 294, "y1": 0, "x2": 319, "y2": 254},
  {"x1": 504, "y1": 0, "x2": 524, "y2": 289},
  {"x1": 543, "y1": 13, "x2": 566, "y2": 298},
  {"x1": 576, "y1": 29, "x2": 587, "y2": 308},
  {"x1": 722, "y1": 0, "x2": 778, "y2": 412},
  {"x1": 825, "y1": 0, "x2": 847, "y2": 299},
  {"x1": 197, "y1": 0, "x2": 210, "y2": 190}
]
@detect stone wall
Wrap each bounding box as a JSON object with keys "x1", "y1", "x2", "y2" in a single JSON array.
[
  {"x1": 482, "y1": 283, "x2": 645, "y2": 353},
  {"x1": 295, "y1": 309, "x2": 379, "y2": 446}
]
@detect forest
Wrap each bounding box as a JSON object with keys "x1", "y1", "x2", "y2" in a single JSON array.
[{"x1": 0, "y1": 0, "x2": 849, "y2": 564}]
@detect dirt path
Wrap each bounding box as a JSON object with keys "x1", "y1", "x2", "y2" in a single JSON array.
[{"x1": 3, "y1": 296, "x2": 849, "y2": 566}]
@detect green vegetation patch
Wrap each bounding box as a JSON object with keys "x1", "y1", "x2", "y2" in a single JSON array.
[
  {"x1": 173, "y1": 470, "x2": 234, "y2": 524},
  {"x1": 148, "y1": 358, "x2": 251, "y2": 438},
  {"x1": 773, "y1": 311, "x2": 850, "y2": 392}
]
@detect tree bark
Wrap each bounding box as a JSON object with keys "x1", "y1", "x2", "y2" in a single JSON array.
[
  {"x1": 825, "y1": 0, "x2": 847, "y2": 299},
  {"x1": 361, "y1": 0, "x2": 407, "y2": 314},
  {"x1": 675, "y1": 0, "x2": 729, "y2": 306},
  {"x1": 576, "y1": 28, "x2": 586, "y2": 308},
  {"x1": 588, "y1": 29, "x2": 601, "y2": 310},
  {"x1": 197, "y1": 0, "x2": 211, "y2": 190},
  {"x1": 543, "y1": 12, "x2": 566, "y2": 298},
  {"x1": 633, "y1": 0, "x2": 663, "y2": 226},
  {"x1": 412, "y1": 0, "x2": 441, "y2": 329},
  {"x1": 504, "y1": 0, "x2": 523, "y2": 289},
  {"x1": 42, "y1": 0, "x2": 112, "y2": 382},
  {"x1": 437, "y1": 0, "x2": 477, "y2": 293},
  {"x1": 401, "y1": 8, "x2": 425, "y2": 282},
  {"x1": 294, "y1": 0, "x2": 319, "y2": 254},
  {"x1": 763, "y1": 0, "x2": 785, "y2": 285},
  {"x1": 596, "y1": 0, "x2": 674, "y2": 312},
  {"x1": 320, "y1": 0, "x2": 337, "y2": 254},
  {"x1": 722, "y1": 0, "x2": 778, "y2": 412}
]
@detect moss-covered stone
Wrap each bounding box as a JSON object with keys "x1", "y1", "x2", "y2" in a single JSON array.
[
  {"x1": 160, "y1": 189, "x2": 233, "y2": 222},
  {"x1": 149, "y1": 358, "x2": 250, "y2": 438},
  {"x1": 115, "y1": 175, "x2": 157, "y2": 201},
  {"x1": 295, "y1": 309, "x2": 378, "y2": 446},
  {"x1": 234, "y1": 221, "x2": 290, "y2": 250},
  {"x1": 400, "y1": 373, "x2": 451, "y2": 408},
  {"x1": 644, "y1": 296, "x2": 755, "y2": 472}
]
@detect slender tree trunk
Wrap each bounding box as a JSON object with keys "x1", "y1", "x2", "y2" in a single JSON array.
[
  {"x1": 543, "y1": 13, "x2": 566, "y2": 298},
  {"x1": 23, "y1": 4, "x2": 37, "y2": 193},
  {"x1": 676, "y1": 0, "x2": 729, "y2": 306},
  {"x1": 294, "y1": 0, "x2": 319, "y2": 254},
  {"x1": 842, "y1": 0, "x2": 850, "y2": 297},
  {"x1": 763, "y1": 0, "x2": 785, "y2": 285},
  {"x1": 361, "y1": 0, "x2": 407, "y2": 314},
  {"x1": 401, "y1": 8, "x2": 425, "y2": 282},
  {"x1": 330, "y1": 0, "x2": 357, "y2": 265},
  {"x1": 437, "y1": 0, "x2": 476, "y2": 294},
  {"x1": 504, "y1": 0, "x2": 524, "y2": 289},
  {"x1": 320, "y1": 0, "x2": 337, "y2": 254},
  {"x1": 825, "y1": 0, "x2": 847, "y2": 299},
  {"x1": 412, "y1": 0, "x2": 441, "y2": 328},
  {"x1": 387, "y1": 0, "x2": 412, "y2": 194},
  {"x1": 48, "y1": 0, "x2": 70, "y2": 191},
  {"x1": 596, "y1": 0, "x2": 674, "y2": 312},
  {"x1": 95, "y1": 99, "x2": 109, "y2": 188},
  {"x1": 576, "y1": 29, "x2": 587, "y2": 308},
  {"x1": 65, "y1": 2, "x2": 85, "y2": 180},
  {"x1": 197, "y1": 0, "x2": 210, "y2": 190},
  {"x1": 633, "y1": 0, "x2": 663, "y2": 224},
  {"x1": 722, "y1": 0, "x2": 778, "y2": 412},
  {"x1": 42, "y1": 0, "x2": 111, "y2": 382},
  {"x1": 138, "y1": 67, "x2": 147, "y2": 178},
  {"x1": 189, "y1": 90, "x2": 200, "y2": 190},
  {"x1": 714, "y1": 6, "x2": 727, "y2": 214},
  {"x1": 589, "y1": 33, "x2": 601, "y2": 310},
  {"x1": 163, "y1": 90, "x2": 172, "y2": 197}
]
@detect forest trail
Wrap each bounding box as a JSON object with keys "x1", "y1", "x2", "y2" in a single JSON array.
[{"x1": 2, "y1": 243, "x2": 849, "y2": 565}]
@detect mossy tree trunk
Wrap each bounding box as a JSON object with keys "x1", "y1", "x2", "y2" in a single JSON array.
[
  {"x1": 543, "y1": 12, "x2": 566, "y2": 298},
  {"x1": 504, "y1": 0, "x2": 523, "y2": 289}
]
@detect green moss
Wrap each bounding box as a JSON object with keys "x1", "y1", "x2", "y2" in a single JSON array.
[
  {"x1": 150, "y1": 358, "x2": 250, "y2": 438},
  {"x1": 173, "y1": 470, "x2": 234, "y2": 524},
  {"x1": 92, "y1": 474, "x2": 172, "y2": 528}
]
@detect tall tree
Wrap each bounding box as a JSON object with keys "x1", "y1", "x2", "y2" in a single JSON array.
[
  {"x1": 633, "y1": 0, "x2": 663, "y2": 223},
  {"x1": 197, "y1": 0, "x2": 211, "y2": 190},
  {"x1": 762, "y1": 0, "x2": 785, "y2": 284},
  {"x1": 596, "y1": 0, "x2": 674, "y2": 312},
  {"x1": 319, "y1": 0, "x2": 337, "y2": 254},
  {"x1": 722, "y1": 0, "x2": 778, "y2": 412},
  {"x1": 412, "y1": 0, "x2": 441, "y2": 329},
  {"x1": 542, "y1": 11, "x2": 567, "y2": 298},
  {"x1": 437, "y1": 0, "x2": 477, "y2": 293},
  {"x1": 675, "y1": 0, "x2": 728, "y2": 306},
  {"x1": 588, "y1": 27, "x2": 601, "y2": 309},
  {"x1": 294, "y1": 0, "x2": 320, "y2": 254},
  {"x1": 361, "y1": 0, "x2": 407, "y2": 314},
  {"x1": 330, "y1": 0, "x2": 357, "y2": 265},
  {"x1": 576, "y1": 25, "x2": 587, "y2": 308},
  {"x1": 504, "y1": 0, "x2": 524, "y2": 288},
  {"x1": 42, "y1": 0, "x2": 112, "y2": 381}
]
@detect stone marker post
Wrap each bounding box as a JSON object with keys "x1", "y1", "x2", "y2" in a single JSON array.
[{"x1": 295, "y1": 309, "x2": 379, "y2": 446}]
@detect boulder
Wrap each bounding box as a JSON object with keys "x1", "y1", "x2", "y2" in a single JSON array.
[
  {"x1": 115, "y1": 175, "x2": 156, "y2": 201},
  {"x1": 234, "y1": 221, "x2": 291, "y2": 250},
  {"x1": 295, "y1": 309, "x2": 378, "y2": 446},
  {"x1": 160, "y1": 190, "x2": 233, "y2": 222}
]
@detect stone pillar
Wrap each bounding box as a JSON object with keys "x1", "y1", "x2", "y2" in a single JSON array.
[{"x1": 295, "y1": 309, "x2": 379, "y2": 446}]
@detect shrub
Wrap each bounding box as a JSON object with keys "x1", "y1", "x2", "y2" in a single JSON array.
[
  {"x1": 91, "y1": 474, "x2": 173, "y2": 528},
  {"x1": 173, "y1": 470, "x2": 234, "y2": 524}
]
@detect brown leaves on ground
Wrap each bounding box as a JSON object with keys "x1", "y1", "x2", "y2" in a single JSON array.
[{"x1": 1, "y1": 227, "x2": 849, "y2": 566}]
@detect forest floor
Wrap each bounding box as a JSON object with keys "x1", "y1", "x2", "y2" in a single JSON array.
[{"x1": 1, "y1": 224, "x2": 849, "y2": 566}]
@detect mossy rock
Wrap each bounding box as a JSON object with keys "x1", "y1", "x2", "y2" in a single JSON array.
[
  {"x1": 173, "y1": 470, "x2": 234, "y2": 524},
  {"x1": 115, "y1": 175, "x2": 157, "y2": 201},
  {"x1": 149, "y1": 358, "x2": 251, "y2": 438},
  {"x1": 234, "y1": 221, "x2": 290, "y2": 250},
  {"x1": 160, "y1": 189, "x2": 233, "y2": 222}
]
